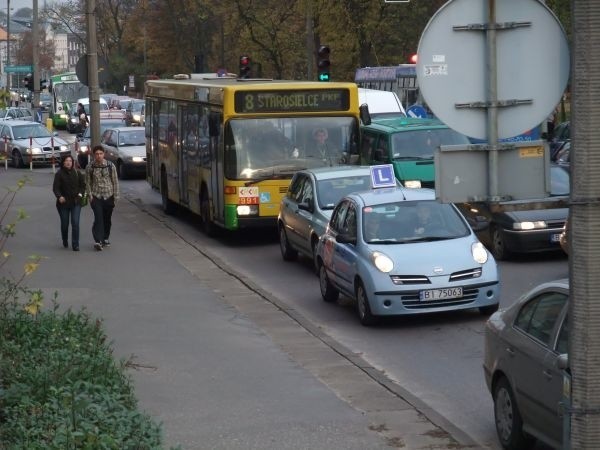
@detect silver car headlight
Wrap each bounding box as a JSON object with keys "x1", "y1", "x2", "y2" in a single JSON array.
[
  {"x1": 79, "y1": 145, "x2": 89, "y2": 154},
  {"x1": 471, "y1": 242, "x2": 488, "y2": 264},
  {"x1": 60, "y1": 145, "x2": 67, "y2": 151},
  {"x1": 513, "y1": 221, "x2": 547, "y2": 230},
  {"x1": 26, "y1": 147, "x2": 42, "y2": 154},
  {"x1": 371, "y1": 251, "x2": 394, "y2": 273},
  {"x1": 131, "y1": 156, "x2": 144, "y2": 162},
  {"x1": 133, "y1": 114, "x2": 141, "y2": 121}
]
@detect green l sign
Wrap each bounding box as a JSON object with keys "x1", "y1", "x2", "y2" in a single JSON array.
[{"x1": 5, "y1": 65, "x2": 33, "y2": 73}]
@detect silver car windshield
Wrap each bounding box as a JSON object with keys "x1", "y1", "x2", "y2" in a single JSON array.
[
  {"x1": 12, "y1": 124, "x2": 52, "y2": 140},
  {"x1": 118, "y1": 130, "x2": 145, "y2": 146},
  {"x1": 317, "y1": 175, "x2": 371, "y2": 210},
  {"x1": 362, "y1": 200, "x2": 470, "y2": 243}
]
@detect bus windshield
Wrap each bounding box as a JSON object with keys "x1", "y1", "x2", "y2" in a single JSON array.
[
  {"x1": 225, "y1": 116, "x2": 359, "y2": 180},
  {"x1": 53, "y1": 83, "x2": 88, "y2": 104}
]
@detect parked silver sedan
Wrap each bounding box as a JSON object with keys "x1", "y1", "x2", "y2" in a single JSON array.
[
  {"x1": 99, "y1": 127, "x2": 146, "y2": 179},
  {"x1": 0, "y1": 121, "x2": 70, "y2": 168},
  {"x1": 484, "y1": 279, "x2": 569, "y2": 450},
  {"x1": 278, "y1": 166, "x2": 376, "y2": 272}
]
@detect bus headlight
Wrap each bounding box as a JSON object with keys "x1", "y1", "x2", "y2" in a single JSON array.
[{"x1": 237, "y1": 205, "x2": 259, "y2": 216}]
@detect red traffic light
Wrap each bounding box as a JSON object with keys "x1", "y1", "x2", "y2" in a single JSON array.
[{"x1": 410, "y1": 53, "x2": 418, "y2": 64}]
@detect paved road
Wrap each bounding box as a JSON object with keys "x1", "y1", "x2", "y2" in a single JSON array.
[{"x1": 2, "y1": 166, "x2": 476, "y2": 449}]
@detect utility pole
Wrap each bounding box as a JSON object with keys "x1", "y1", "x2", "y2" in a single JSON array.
[
  {"x1": 86, "y1": 0, "x2": 100, "y2": 147},
  {"x1": 569, "y1": 0, "x2": 600, "y2": 447},
  {"x1": 32, "y1": 0, "x2": 39, "y2": 115},
  {"x1": 6, "y1": 0, "x2": 10, "y2": 91}
]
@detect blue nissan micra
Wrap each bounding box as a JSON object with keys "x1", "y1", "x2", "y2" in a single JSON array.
[{"x1": 316, "y1": 187, "x2": 500, "y2": 326}]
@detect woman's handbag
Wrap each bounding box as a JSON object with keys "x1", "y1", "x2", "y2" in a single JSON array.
[{"x1": 80, "y1": 194, "x2": 88, "y2": 207}]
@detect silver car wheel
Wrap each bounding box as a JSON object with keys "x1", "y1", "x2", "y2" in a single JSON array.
[{"x1": 495, "y1": 385, "x2": 514, "y2": 442}]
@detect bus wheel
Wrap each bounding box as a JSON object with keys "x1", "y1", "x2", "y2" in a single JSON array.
[
  {"x1": 200, "y1": 190, "x2": 217, "y2": 236},
  {"x1": 160, "y1": 169, "x2": 177, "y2": 215}
]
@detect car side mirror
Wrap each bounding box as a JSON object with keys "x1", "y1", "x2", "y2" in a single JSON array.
[
  {"x1": 557, "y1": 353, "x2": 569, "y2": 370},
  {"x1": 336, "y1": 233, "x2": 356, "y2": 245}
]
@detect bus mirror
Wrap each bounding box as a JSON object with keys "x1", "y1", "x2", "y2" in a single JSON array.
[{"x1": 359, "y1": 104, "x2": 371, "y2": 126}]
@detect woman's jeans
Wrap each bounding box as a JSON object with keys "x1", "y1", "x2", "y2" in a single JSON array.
[{"x1": 57, "y1": 203, "x2": 81, "y2": 248}]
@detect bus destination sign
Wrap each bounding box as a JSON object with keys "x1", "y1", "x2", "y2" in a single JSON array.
[{"x1": 234, "y1": 89, "x2": 350, "y2": 114}]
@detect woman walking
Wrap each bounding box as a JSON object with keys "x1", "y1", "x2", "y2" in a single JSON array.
[{"x1": 53, "y1": 155, "x2": 86, "y2": 251}]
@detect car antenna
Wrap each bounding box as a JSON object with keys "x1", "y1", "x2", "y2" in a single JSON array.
[{"x1": 399, "y1": 185, "x2": 407, "y2": 200}]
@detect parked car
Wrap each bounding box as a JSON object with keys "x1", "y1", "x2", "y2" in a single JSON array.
[
  {"x1": 484, "y1": 279, "x2": 569, "y2": 450},
  {"x1": 124, "y1": 99, "x2": 145, "y2": 126},
  {"x1": 279, "y1": 166, "x2": 380, "y2": 272},
  {"x1": 0, "y1": 107, "x2": 34, "y2": 121},
  {"x1": 0, "y1": 121, "x2": 70, "y2": 168},
  {"x1": 456, "y1": 164, "x2": 569, "y2": 260},
  {"x1": 76, "y1": 110, "x2": 127, "y2": 169},
  {"x1": 315, "y1": 187, "x2": 499, "y2": 325},
  {"x1": 99, "y1": 126, "x2": 146, "y2": 179},
  {"x1": 359, "y1": 117, "x2": 471, "y2": 188}
]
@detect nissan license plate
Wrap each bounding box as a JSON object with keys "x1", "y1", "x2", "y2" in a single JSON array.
[{"x1": 420, "y1": 287, "x2": 463, "y2": 302}]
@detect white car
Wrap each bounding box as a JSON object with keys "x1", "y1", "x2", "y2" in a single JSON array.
[
  {"x1": 100, "y1": 126, "x2": 146, "y2": 179},
  {"x1": 0, "y1": 121, "x2": 70, "y2": 168}
]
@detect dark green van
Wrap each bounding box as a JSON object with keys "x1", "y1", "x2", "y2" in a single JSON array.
[{"x1": 360, "y1": 117, "x2": 470, "y2": 188}]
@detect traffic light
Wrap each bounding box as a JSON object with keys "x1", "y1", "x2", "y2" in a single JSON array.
[
  {"x1": 40, "y1": 79, "x2": 48, "y2": 91},
  {"x1": 409, "y1": 53, "x2": 418, "y2": 64},
  {"x1": 239, "y1": 55, "x2": 251, "y2": 79},
  {"x1": 23, "y1": 75, "x2": 33, "y2": 91},
  {"x1": 317, "y1": 45, "x2": 330, "y2": 82}
]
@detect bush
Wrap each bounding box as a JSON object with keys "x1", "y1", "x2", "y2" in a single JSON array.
[{"x1": 0, "y1": 178, "x2": 169, "y2": 449}]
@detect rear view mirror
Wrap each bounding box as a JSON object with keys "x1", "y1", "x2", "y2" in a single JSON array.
[
  {"x1": 359, "y1": 104, "x2": 371, "y2": 126},
  {"x1": 336, "y1": 233, "x2": 356, "y2": 245}
]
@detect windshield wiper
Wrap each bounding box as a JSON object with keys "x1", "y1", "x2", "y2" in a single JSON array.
[
  {"x1": 401, "y1": 236, "x2": 451, "y2": 243},
  {"x1": 392, "y1": 156, "x2": 433, "y2": 161}
]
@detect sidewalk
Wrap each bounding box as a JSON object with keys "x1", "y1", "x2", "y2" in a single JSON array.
[{"x1": 2, "y1": 168, "x2": 481, "y2": 449}]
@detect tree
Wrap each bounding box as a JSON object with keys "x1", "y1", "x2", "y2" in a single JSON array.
[{"x1": 14, "y1": 29, "x2": 55, "y2": 72}]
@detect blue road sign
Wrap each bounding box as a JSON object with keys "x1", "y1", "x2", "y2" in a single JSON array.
[
  {"x1": 407, "y1": 104, "x2": 428, "y2": 118},
  {"x1": 5, "y1": 65, "x2": 33, "y2": 73},
  {"x1": 370, "y1": 164, "x2": 396, "y2": 188}
]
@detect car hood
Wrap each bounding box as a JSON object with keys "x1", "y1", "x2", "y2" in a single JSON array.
[
  {"x1": 502, "y1": 207, "x2": 568, "y2": 222},
  {"x1": 16, "y1": 136, "x2": 68, "y2": 147},
  {"x1": 119, "y1": 144, "x2": 146, "y2": 157},
  {"x1": 369, "y1": 236, "x2": 496, "y2": 277}
]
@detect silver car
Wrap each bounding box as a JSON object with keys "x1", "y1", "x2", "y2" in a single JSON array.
[
  {"x1": 0, "y1": 121, "x2": 70, "y2": 168},
  {"x1": 278, "y1": 166, "x2": 375, "y2": 272},
  {"x1": 99, "y1": 126, "x2": 146, "y2": 179},
  {"x1": 484, "y1": 279, "x2": 569, "y2": 450}
]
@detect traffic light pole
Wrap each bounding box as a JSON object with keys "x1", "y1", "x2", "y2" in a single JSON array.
[{"x1": 86, "y1": 0, "x2": 101, "y2": 148}]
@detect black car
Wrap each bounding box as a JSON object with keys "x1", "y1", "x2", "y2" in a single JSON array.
[{"x1": 456, "y1": 165, "x2": 569, "y2": 260}]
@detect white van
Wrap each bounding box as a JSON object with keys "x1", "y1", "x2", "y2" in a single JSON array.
[
  {"x1": 358, "y1": 88, "x2": 406, "y2": 118},
  {"x1": 76, "y1": 97, "x2": 109, "y2": 114}
]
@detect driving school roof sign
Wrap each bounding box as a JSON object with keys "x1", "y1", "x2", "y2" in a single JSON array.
[{"x1": 370, "y1": 164, "x2": 396, "y2": 188}]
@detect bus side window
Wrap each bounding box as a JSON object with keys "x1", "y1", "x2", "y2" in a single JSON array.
[{"x1": 208, "y1": 112, "x2": 220, "y2": 137}]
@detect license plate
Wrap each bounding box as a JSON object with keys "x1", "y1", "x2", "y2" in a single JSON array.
[
  {"x1": 420, "y1": 287, "x2": 463, "y2": 301},
  {"x1": 550, "y1": 233, "x2": 562, "y2": 243}
]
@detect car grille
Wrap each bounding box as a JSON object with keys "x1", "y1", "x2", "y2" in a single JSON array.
[
  {"x1": 42, "y1": 146, "x2": 64, "y2": 152},
  {"x1": 390, "y1": 267, "x2": 482, "y2": 285},
  {"x1": 547, "y1": 219, "x2": 566, "y2": 230}
]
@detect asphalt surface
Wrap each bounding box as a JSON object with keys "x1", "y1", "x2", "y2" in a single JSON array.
[{"x1": 2, "y1": 166, "x2": 484, "y2": 449}]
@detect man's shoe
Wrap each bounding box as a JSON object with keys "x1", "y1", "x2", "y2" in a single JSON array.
[
  {"x1": 94, "y1": 242, "x2": 103, "y2": 251},
  {"x1": 63, "y1": 240, "x2": 68, "y2": 248},
  {"x1": 102, "y1": 240, "x2": 110, "y2": 248},
  {"x1": 73, "y1": 246, "x2": 80, "y2": 252}
]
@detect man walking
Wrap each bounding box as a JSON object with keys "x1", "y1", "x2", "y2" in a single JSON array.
[{"x1": 86, "y1": 145, "x2": 119, "y2": 251}]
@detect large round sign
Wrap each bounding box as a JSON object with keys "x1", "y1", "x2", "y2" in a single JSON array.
[{"x1": 417, "y1": 0, "x2": 569, "y2": 140}]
